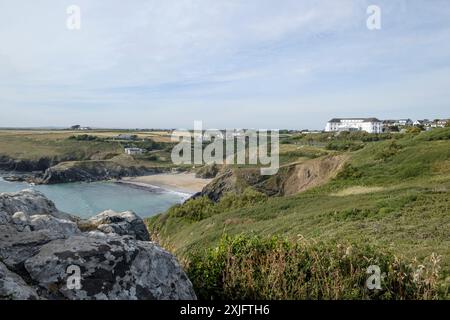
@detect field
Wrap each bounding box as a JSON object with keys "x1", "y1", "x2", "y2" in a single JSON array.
[{"x1": 0, "y1": 129, "x2": 177, "y2": 167}]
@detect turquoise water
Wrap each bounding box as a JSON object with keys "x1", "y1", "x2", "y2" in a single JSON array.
[{"x1": 0, "y1": 176, "x2": 187, "y2": 218}]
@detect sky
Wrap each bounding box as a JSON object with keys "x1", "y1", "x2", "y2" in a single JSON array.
[{"x1": 0, "y1": 0, "x2": 449, "y2": 129}]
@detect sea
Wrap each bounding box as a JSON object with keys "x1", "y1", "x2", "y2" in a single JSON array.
[{"x1": 0, "y1": 175, "x2": 188, "y2": 219}]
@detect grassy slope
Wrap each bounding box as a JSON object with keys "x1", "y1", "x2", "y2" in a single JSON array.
[
  {"x1": 0, "y1": 131, "x2": 122, "y2": 160},
  {"x1": 148, "y1": 129, "x2": 450, "y2": 279},
  {"x1": 0, "y1": 130, "x2": 177, "y2": 168}
]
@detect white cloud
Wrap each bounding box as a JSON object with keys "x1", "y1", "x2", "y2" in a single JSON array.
[{"x1": 0, "y1": 0, "x2": 449, "y2": 128}]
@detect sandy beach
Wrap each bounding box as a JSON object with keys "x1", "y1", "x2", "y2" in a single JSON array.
[{"x1": 119, "y1": 173, "x2": 213, "y2": 194}]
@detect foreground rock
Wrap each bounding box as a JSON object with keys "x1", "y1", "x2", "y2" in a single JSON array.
[
  {"x1": 0, "y1": 261, "x2": 39, "y2": 300},
  {"x1": 85, "y1": 210, "x2": 150, "y2": 241},
  {"x1": 0, "y1": 190, "x2": 196, "y2": 300}
]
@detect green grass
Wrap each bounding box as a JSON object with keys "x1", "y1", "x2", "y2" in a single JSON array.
[
  {"x1": 0, "y1": 131, "x2": 122, "y2": 161},
  {"x1": 187, "y1": 235, "x2": 443, "y2": 300},
  {"x1": 148, "y1": 128, "x2": 450, "y2": 299}
]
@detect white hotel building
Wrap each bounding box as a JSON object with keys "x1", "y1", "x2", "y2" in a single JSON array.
[{"x1": 325, "y1": 118, "x2": 383, "y2": 134}]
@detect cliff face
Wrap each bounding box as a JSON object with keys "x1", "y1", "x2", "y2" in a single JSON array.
[
  {"x1": 1, "y1": 156, "x2": 170, "y2": 184},
  {"x1": 0, "y1": 190, "x2": 196, "y2": 300},
  {"x1": 199, "y1": 155, "x2": 348, "y2": 201},
  {"x1": 0, "y1": 155, "x2": 55, "y2": 172},
  {"x1": 39, "y1": 161, "x2": 168, "y2": 184}
]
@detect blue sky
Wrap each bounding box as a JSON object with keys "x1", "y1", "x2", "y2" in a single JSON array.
[{"x1": 0, "y1": 0, "x2": 449, "y2": 129}]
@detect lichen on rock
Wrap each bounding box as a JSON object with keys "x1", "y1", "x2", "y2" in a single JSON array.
[{"x1": 0, "y1": 189, "x2": 196, "y2": 300}]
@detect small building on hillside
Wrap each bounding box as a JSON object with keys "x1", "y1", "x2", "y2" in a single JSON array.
[
  {"x1": 124, "y1": 148, "x2": 144, "y2": 155},
  {"x1": 70, "y1": 125, "x2": 91, "y2": 130},
  {"x1": 325, "y1": 118, "x2": 383, "y2": 134},
  {"x1": 116, "y1": 134, "x2": 137, "y2": 140}
]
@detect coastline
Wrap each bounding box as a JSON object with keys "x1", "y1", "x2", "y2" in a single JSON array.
[{"x1": 118, "y1": 172, "x2": 212, "y2": 196}]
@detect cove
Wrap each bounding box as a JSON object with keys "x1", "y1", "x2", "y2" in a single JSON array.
[{"x1": 0, "y1": 176, "x2": 187, "y2": 219}]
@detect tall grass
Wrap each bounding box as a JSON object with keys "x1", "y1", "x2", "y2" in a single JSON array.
[{"x1": 186, "y1": 235, "x2": 443, "y2": 300}]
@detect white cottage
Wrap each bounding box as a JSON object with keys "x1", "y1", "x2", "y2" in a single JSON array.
[{"x1": 124, "y1": 148, "x2": 144, "y2": 155}]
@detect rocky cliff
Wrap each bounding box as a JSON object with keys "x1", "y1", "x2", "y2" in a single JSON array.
[
  {"x1": 0, "y1": 190, "x2": 196, "y2": 300},
  {"x1": 199, "y1": 155, "x2": 347, "y2": 201},
  {"x1": 0, "y1": 155, "x2": 56, "y2": 172},
  {"x1": 38, "y1": 160, "x2": 167, "y2": 184},
  {"x1": 0, "y1": 151, "x2": 172, "y2": 184}
]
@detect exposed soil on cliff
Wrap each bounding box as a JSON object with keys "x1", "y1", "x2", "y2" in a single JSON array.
[
  {"x1": 279, "y1": 155, "x2": 348, "y2": 196},
  {"x1": 200, "y1": 155, "x2": 348, "y2": 201}
]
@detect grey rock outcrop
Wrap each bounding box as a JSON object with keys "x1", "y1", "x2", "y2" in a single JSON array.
[
  {"x1": 87, "y1": 210, "x2": 150, "y2": 241},
  {"x1": 0, "y1": 261, "x2": 39, "y2": 300},
  {"x1": 0, "y1": 189, "x2": 76, "y2": 221},
  {"x1": 0, "y1": 190, "x2": 196, "y2": 300}
]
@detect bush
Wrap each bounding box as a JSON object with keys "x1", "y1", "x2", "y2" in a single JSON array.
[
  {"x1": 68, "y1": 134, "x2": 100, "y2": 141},
  {"x1": 335, "y1": 164, "x2": 362, "y2": 180},
  {"x1": 374, "y1": 141, "x2": 403, "y2": 161},
  {"x1": 168, "y1": 196, "x2": 216, "y2": 221},
  {"x1": 217, "y1": 188, "x2": 268, "y2": 211},
  {"x1": 167, "y1": 188, "x2": 268, "y2": 222},
  {"x1": 186, "y1": 235, "x2": 442, "y2": 300},
  {"x1": 406, "y1": 127, "x2": 422, "y2": 135}
]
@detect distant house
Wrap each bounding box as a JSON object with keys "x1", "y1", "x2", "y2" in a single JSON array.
[
  {"x1": 301, "y1": 130, "x2": 322, "y2": 134},
  {"x1": 436, "y1": 119, "x2": 449, "y2": 127},
  {"x1": 413, "y1": 119, "x2": 432, "y2": 127},
  {"x1": 382, "y1": 120, "x2": 397, "y2": 131},
  {"x1": 395, "y1": 119, "x2": 413, "y2": 126},
  {"x1": 382, "y1": 120, "x2": 396, "y2": 126},
  {"x1": 325, "y1": 118, "x2": 383, "y2": 134},
  {"x1": 383, "y1": 119, "x2": 413, "y2": 127},
  {"x1": 70, "y1": 125, "x2": 91, "y2": 130},
  {"x1": 124, "y1": 148, "x2": 144, "y2": 155},
  {"x1": 116, "y1": 134, "x2": 137, "y2": 140}
]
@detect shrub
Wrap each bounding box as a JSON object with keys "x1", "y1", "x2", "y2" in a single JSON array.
[
  {"x1": 186, "y1": 235, "x2": 442, "y2": 300},
  {"x1": 68, "y1": 134, "x2": 100, "y2": 141},
  {"x1": 406, "y1": 127, "x2": 422, "y2": 135},
  {"x1": 217, "y1": 188, "x2": 268, "y2": 211},
  {"x1": 167, "y1": 188, "x2": 268, "y2": 222},
  {"x1": 167, "y1": 196, "x2": 216, "y2": 221},
  {"x1": 335, "y1": 164, "x2": 362, "y2": 180},
  {"x1": 374, "y1": 141, "x2": 403, "y2": 161}
]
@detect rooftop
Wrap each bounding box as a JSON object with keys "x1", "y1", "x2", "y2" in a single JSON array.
[{"x1": 328, "y1": 118, "x2": 381, "y2": 123}]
